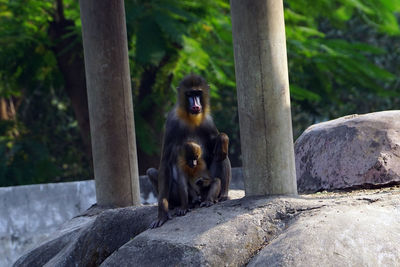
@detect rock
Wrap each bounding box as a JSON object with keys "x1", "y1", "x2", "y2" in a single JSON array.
[
  {"x1": 248, "y1": 190, "x2": 400, "y2": 266},
  {"x1": 102, "y1": 188, "x2": 400, "y2": 267},
  {"x1": 13, "y1": 205, "x2": 156, "y2": 267},
  {"x1": 295, "y1": 110, "x2": 400, "y2": 193},
  {"x1": 2, "y1": 168, "x2": 246, "y2": 267},
  {"x1": 100, "y1": 196, "x2": 301, "y2": 267},
  {"x1": 13, "y1": 190, "x2": 244, "y2": 267},
  {"x1": 14, "y1": 187, "x2": 400, "y2": 266}
]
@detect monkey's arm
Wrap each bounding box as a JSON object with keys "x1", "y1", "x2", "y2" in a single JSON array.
[
  {"x1": 200, "y1": 177, "x2": 221, "y2": 207},
  {"x1": 210, "y1": 133, "x2": 232, "y2": 201},
  {"x1": 209, "y1": 158, "x2": 231, "y2": 201},
  {"x1": 213, "y1": 133, "x2": 229, "y2": 161},
  {"x1": 149, "y1": 115, "x2": 180, "y2": 228},
  {"x1": 149, "y1": 163, "x2": 172, "y2": 228}
]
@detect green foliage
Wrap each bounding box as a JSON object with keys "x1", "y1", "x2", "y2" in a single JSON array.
[
  {"x1": 125, "y1": 0, "x2": 237, "y2": 161},
  {"x1": 285, "y1": 0, "x2": 400, "y2": 137},
  {"x1": 0, "y1": 0, "x2": 89, "y2": 186}
]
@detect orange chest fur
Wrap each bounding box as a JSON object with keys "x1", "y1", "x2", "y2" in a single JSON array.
[{"x1": 176, "y1": 108, "x2": 204, "y2": 128}]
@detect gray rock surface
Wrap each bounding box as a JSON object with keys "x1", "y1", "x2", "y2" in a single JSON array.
[
  {"x1": 13, "y1": 185, "x2": 400, "y2": 266},
  {"x1": 249, "y1": 188, "x2": 400, "y2": 266},
  {"x1": 2, "y1": 168, "x2": 244, "y2": 267},
  {"x1": 13, "y1": 205, "x2": 156, "y2": 267},
  {"x1": 101, "y1": 191, "x2": 290, "y2": 267},
  {"x1": 295, "y1": 110, "x2": 400, "y2": 193},
  {"x1": 102, "y1": 187, "x2": 400, "y2": 267},
  {"x1": 12, "y1": 190, "x2": 244, "y2": 267}
]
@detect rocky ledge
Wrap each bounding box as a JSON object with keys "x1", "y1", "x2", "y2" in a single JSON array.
[{"x1": 14, "y1": 187, "x2": 400, "y2": 266}]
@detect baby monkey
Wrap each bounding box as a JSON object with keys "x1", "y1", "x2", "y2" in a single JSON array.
[{"x1": 177, "y1": 141, "x2": 221, "y2": 207}]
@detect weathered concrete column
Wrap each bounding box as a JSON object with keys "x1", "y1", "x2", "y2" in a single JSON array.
[
  {"x1": 231, "y1": 0, "x2": 297, "y2": 195},
  {"x1": 80, "y1": 0, "x2": 140, "y2": 207}
]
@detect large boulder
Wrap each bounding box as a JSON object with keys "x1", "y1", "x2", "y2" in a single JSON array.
[{"x1": 295, "y1": 110, "x2": 400, "y2": 193}]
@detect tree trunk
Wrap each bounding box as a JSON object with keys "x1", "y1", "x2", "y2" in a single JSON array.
[
  {"x1": 0, "y1": 97, "x2": 16, "y2": 121},
  {"x1": 48, "y1": 16, "x2": 92, "y2": 165},
  {"x1": 231, "y1": 0, "x2": 297, "y2": 195}
]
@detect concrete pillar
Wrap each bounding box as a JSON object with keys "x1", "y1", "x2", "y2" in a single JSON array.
[
  {"x1": 79, "y1": 0, "x2": 141, "y2": 207},
  {"x1": 230, "y1": 0, "x2": 297, "y2": 195}
]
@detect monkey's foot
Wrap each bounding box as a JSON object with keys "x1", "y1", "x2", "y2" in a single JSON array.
[
  {"x1": 149, "y1": 214, "x2": 171, "y2": 229},
  {"x1": 175, "y1": 208, "x2": 190, "y2": 216},
  {"x1": 200, "y1": 201, "x2": 214, "y2": 208}
]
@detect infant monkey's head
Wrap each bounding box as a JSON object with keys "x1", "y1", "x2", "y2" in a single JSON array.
[{"x1": 182, "y1": 142, "x2": 202, "y2": 168}]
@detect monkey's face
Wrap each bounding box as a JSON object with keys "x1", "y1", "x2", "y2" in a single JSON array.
[
  {"x1": 187, "y1": 157, "x2": 198, "y2": 168},
  {"x1": 185, "y1": 90, "x2": 203, "y2": 114},
  {"x1": 177, "y1": 75, "x2": 210, "y2": 116},
  {"x1": 185, "y1": 148, "x2": 200, "y2": 168}
]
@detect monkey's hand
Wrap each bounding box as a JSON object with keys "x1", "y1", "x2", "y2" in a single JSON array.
[
  {"x1": 200, "y1": 200, "x2": 214, "y2": 208},
  {"x1": 175, "y1": 207, "x2": 190, "y2": 216},
  {"x1": 149, "y1": 213, "x2": 172, "y2": 228}
]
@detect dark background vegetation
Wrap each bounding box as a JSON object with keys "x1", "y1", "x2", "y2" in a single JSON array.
[{"x1": 0, "y1": 0, "x2": 399, "y2": 186}]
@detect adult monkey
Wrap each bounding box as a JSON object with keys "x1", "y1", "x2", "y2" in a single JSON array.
[{"x1": 147, "y1": 74, "x2": 231, "y2": 228}]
